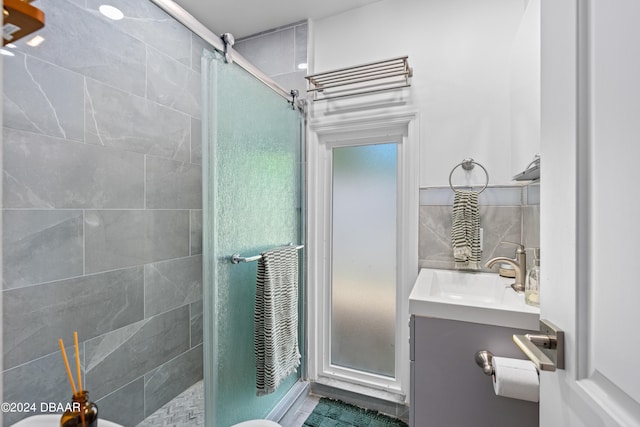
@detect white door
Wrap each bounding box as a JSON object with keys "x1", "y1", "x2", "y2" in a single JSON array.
[{"x1": 541, "y1": 0, "x2": 640, "y2": 425}]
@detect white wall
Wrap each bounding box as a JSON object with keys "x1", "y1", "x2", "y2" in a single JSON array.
[
  {"x1": 310, "y1": 0, "x2": 530, "y2": 186},
  {"x1": 510, "y1": 0, "x2": 540, "y2": 176}
]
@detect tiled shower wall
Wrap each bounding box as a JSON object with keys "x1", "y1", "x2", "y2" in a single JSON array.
[
  {"x1": 234, "y1": 21, "x2": 309, "y2": 101},
  {"x1": 2, "y1": 1, "x2": 209, "y2": 425},
  {"x1": 419, "y1": 183, "x2": 540, "y2": 270}
]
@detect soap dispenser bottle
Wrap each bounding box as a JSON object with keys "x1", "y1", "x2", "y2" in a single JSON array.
[{"x1": 525, "y1": 248, "x2": 540, "y2": 307}]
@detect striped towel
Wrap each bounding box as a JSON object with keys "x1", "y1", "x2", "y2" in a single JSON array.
[
  {"x1": 451, "y1": 190, "x2": 482, "y2": 270},
  {"x1": 255, "y1": 246, "x2": 301, "y2": 396}
]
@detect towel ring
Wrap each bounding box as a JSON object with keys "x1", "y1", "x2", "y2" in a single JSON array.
[{"x1": 448, "y1": 158, "x2": 489, "y2": 194}]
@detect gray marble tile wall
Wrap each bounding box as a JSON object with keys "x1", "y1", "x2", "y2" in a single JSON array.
[
  {"x1": 234, "y1": 21, "x2": 309, "y2": 100},
  {"x1": 522, "y1": 182, "x2": 540, "y2": 267},
  {"x1": 419, "y1": 184, "x2": 540, "y2": 271},
  {"x1": 2, "y1": 0, "x2": 206, "y2": 425}
]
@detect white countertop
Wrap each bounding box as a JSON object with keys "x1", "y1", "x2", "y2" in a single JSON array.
[{"x1": 409, "y1": 268, "x2": 540, "y2": 330}]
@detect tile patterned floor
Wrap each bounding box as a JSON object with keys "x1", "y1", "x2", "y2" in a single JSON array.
[{"x1": 136, "y1": 380, "x2": 204, "y2": 427}]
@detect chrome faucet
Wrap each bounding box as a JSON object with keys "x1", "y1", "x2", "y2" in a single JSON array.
[{"x1": 485, "y1": 242, "x2": 527, "y2": 293}]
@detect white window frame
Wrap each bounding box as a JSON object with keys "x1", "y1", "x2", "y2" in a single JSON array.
[{"x1": 307, "y1": 109, "x2": 419, "y2": 403}]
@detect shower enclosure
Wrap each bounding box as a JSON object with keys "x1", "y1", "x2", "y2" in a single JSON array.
[{"x1": 202, "y1": 50, "x2": 305, "y2": 426}]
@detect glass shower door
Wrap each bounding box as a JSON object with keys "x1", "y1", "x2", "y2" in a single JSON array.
[{"x1": 202, "y1": 51, "x2": 304, "y2": 427}]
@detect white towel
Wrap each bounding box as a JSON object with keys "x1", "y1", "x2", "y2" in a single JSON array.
[
  {"x1": 451, "y1": 190, "x2": 482, "y2": 270},
  {"x1": 255, "y1": 246, "x2": 301, "y2": 395}
]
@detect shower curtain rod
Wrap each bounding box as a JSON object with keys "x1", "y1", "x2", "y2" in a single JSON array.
[{"x1": 150, "y1": 0, "x2": 296, "y2": 104}]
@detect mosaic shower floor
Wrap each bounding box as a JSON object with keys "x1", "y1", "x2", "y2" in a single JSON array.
[{"x1": 136, "y1": 380, "x2": 204, "y2": 427}]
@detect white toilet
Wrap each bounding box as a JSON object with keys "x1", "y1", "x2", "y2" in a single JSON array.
[
  {"x1": 231, "y1": 420, "x2": 282, "y2": 427},
  {"x1": 13, "y1": 415, "x2": 280, "y2": 427},
  {"x1": 11, "y1": 414, "x2": 124, "y2": 427}
]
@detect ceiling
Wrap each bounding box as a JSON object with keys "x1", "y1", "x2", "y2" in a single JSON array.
[{"x1": 171, "y1": 0, "x2": 385, "y2": 39}]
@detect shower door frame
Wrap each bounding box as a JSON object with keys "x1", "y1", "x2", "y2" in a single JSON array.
[{"x1": 307, "y1": 109, "x2": 419, "y2": 403}]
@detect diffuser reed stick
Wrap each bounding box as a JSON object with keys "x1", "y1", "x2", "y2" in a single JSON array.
[
  {"x1": 60, "y1": 332, "x2": 96, "y2": 427},
  {"x1": 72, "y1": 332, "x2": 86, "y2": 426},
  {"x1": 58, "y1": 339, "x2": 78, "y2": 396},
  {"x1": 74, "y1": 332, "x2": 83, "y2": 393}
]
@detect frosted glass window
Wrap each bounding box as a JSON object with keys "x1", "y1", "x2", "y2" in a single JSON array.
[{"x1": 331, "y1": 143, "x2": 397, "y2": 378}]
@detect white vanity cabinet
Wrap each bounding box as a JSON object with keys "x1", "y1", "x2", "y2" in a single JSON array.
[{"x1": 409, "y1": 315, "x2": 539, "y2": 427}]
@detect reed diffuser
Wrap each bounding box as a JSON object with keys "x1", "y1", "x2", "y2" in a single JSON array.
[{"x1": 59, "y1": 332, "x2": 98, "y2": 427}]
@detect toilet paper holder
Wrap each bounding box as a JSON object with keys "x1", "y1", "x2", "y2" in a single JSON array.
[
  {"x1": 474, "y1": 350, "x2": 495, "y2": 376},
  {"x1": 475, "y1": 319, "x2": 564, "y2": 375}
]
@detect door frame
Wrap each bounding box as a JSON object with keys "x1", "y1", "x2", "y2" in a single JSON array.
[{"x1": 306, "y1": 108, "x2": 419, "y2": 403}]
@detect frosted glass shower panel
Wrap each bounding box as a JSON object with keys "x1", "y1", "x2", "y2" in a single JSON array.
[
  {"x1": 331, "y1": 143, "x2": 397, "y2": 378},
  {"x1": 203, "y1": 51, "x2": 303, "y2": 427}
]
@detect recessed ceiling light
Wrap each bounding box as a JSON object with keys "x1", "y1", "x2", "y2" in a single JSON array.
[
  {"x1": 99, "y1": 4, "x2": 124, "y2": 20},
  {"x1": 26, "y1": 35, "x2": 45, "y2": 47},
  {"x1": 0, "y1": 48, "x2": 15, "y2": 57},
  {"x1": 5, "y1": 43, "x2": 16, "y2": 49},
  {"x1": 298, "y1": 63, "x2": 308, "y2": 70}
]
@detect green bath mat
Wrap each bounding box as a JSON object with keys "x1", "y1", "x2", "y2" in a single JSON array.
[{"x1": 303, "y1": 397, "x2": 408, "y2": 427}]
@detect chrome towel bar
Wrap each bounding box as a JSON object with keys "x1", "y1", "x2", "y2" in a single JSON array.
[{"x1": 231, "y1": 244, "x2": 304, "y2": 264}]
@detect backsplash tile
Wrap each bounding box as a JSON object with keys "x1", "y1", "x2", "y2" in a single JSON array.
[
  {"x1": 524, "y1": 182, "x2": 540, "y2": 205},
  {"x1": 479, "y1": 206, "x2": 523, "y2": 262},
  {"x1": 419, "y1": 186, "x2": 522, "y2": 206},
  {"x1": 418, "y1": 205, "x2": 451, "y2": 267},
  {"x1": 3, "y1": 210, "x2": 83, "y2": 290},
  {"x1": 523, "y1": 205, "x2": 540, "y2": 267},
  {"x1": 419, "y1": 185, "x2": 536, "y2": 271},
  {"x1": 419, "y1": 205, "x2": 521, "y2": 270}
]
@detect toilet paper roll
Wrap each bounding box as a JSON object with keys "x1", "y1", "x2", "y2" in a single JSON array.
[{"x1": 491, "y1": 356, "x2": 539, "y2": 402}]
